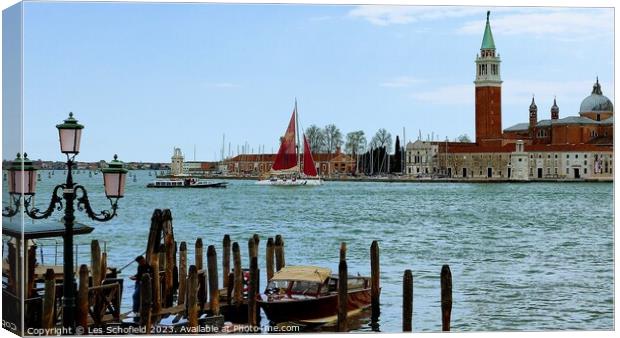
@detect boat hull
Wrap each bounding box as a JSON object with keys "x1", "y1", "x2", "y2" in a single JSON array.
[
  {"x1": 146, "y1": 182, "x2": 227, "y2": 188},
  {"x1": 256, "y1": 178, "x2": 322, "y2": 186},
  {"x1": 257, "y1": 288, "x2": 371, "y2": 324}
]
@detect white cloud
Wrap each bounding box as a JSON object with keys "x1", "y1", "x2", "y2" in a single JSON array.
[
  {"x1": 348, "y1": 6, "x2": 612, "y2": 41},
  {"x1": 348, "y1": 6, "x2": 484, "y2": 26},
  {"x1": 457, "y1": 9, "x2": 613, "y2": 40},
  {"x1": 502, "y1": 79, "x2": 614, "y2": 106},
  {"x1": 380, "y1": 76, "x2": 425, "y2": 88},
  {"x1": 408, "y1": 79, "x2": 614, "y2": 107}
]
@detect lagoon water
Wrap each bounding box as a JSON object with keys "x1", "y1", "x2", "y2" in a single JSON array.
[{"x1": 9, "y1": 170, "x2": 614, "y2": 332}]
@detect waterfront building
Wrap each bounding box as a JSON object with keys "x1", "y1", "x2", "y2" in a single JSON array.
[
  {"x1": 170, "y1": 147, "x2": 184, "y2": 176},
  {"x1": 404, "y1": 12, "x2": 613, "y2": 181},
  {"x1": 225, "y1": 148, "x2": 356, "y2": 177}
]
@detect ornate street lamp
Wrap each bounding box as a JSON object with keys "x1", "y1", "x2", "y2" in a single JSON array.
[{"x1": 2, "y1": 112, "x2": 127, "y2": 331}]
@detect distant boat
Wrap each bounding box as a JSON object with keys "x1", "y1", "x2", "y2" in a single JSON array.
[
  {"x1": 146, "y1": 178, "x2": 227, "y2": 188},
  {"x1": 256, "y1": 100, "x2": 322, "y2": 186}
]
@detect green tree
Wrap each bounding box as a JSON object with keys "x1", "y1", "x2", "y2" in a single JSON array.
[
  {"x1": 305, "y1": 125, "x2": 325, "y2": 153},
  {"x1": 370, "y1": 128, "x2": 393, "y2": 151},
  {"x1": 323, "y1": 124, "x2": 343, "y2": 154},
  {"x1": 344, "y1": 131, "x2": 367, "y2": 156}
]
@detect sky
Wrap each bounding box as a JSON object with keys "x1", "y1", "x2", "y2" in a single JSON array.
[{"x1": 10, "y1": 2, "x2": 615, "y2": 162}]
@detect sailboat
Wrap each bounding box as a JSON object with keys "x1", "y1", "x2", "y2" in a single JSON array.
[{"x1": 256, "y1": 100, "x2": 322, "y2": 186}]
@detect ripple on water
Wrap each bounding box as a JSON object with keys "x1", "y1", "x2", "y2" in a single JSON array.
[{"x1": 10, "y1": 175, "x2": 613, "y2": 332}]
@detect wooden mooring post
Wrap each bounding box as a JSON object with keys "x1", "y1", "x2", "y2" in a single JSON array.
[
  {"x1": 140, "y1": 273, "x2": 153, "y2": 331},
  {"x1": 441, "y1": 265, "x2": 452, "y2": 332},
  {"x1": 274, "y1": 235, "x2": 285, "y2": 271},
  {"x1": 163, "y1": 210, "x2": 175, "y2": 307},
  {"x1": 77, "y1": 264, "x2": 89, "y2": 329},
  {"x1": 42, "y1": 269, "x2": 56, "y2": 329},
  {"x1": 370, "y1": 240, "x2": 380, "y2": 320},
  {"x1": 178, "y1": 242, "x2": 187, "y2": 306},
  {"x1": 248, "y1": 253, "x2": 259, "y2": 327},
  {"x1": 232, "y1": 242, "x2": 243, "y2": 306},
  {"x1": 91, "y1": 240, "x2": 102, "y2": 287},
  {"x1": 207, "y1": 245, "x2": 220, "y2": 316},
  {"x1": 223, "y1": 235, "x2": 231, "y2": 288},
  {"x1": 337, "y1": 243, "x2": 348, "y2": 332},
  {"x1": 266, "y1": 237, "x2": 274, "y2": 281},
  {"x1": 403, "y1": 269, "x2": 413, "y2": 332},
  {"x1": 195, "y1": 238, "x2": 204, "y2": 272},
  {"x1": 187, "y1": 265, "x2": 199, "y2": 328}
]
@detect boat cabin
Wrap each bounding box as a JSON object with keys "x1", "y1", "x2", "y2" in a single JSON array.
[{"x1": 264, "y1": 266, "x2": 369, "y2": 299}]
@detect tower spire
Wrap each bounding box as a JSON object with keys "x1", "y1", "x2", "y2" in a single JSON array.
[{"x1": 481, "y1": 11, "x2": 496, "y2": 50}]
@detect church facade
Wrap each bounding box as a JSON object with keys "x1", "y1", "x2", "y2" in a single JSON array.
[{"x1": 405, "y1": 12, "x2": 613, "y2": 180}]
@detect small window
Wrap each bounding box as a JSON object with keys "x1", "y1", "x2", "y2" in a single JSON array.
[
  {"x1": 584, "y1": 168, "x2": 588, "y2": 174},
  {"x1": 575, "y1": 154, "x2": 579, "y2": 159}
]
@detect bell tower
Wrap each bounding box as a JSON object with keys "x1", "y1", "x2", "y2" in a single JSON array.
[{"x1": 474, "y1": 11, "x2": 503, "y2": 146}]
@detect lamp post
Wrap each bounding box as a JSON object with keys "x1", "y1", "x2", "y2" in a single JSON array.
[{"x1": 2, "y1": 112, "x2": 128, "y2": 332}]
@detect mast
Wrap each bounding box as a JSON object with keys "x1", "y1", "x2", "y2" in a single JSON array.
[{"x1": 295, "y1": 98, "x2": 301, "y2": 175}]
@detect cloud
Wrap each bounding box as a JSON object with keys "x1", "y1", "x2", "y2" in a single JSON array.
[
  {"x1": 409, "y1": 79, "x2": 614, "y2": 108},
  {"x1": 348, "y1": 6, "x2": 483, "y2": 26},
  {"x1": 348, "y1": 6, "x2": 612, "y2": 41},
  {"x1": 380, "y1": 76, "x2": 425, "y2": 88},
  {"x1": 457, "y1": 9, "x2": 613, "y2": 40},
  {"x1": 502, "y1": 79, "x2": 614, "y2": 106}
]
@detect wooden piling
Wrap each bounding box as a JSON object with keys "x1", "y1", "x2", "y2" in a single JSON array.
[
  {"x1": 232, "y1": 242, "x2": 242, "y2": 305},
  {"x1": 207, "y1": 245, "x2": 220, "y2": 316},
  {"x1": 26, "y1": 245, "x2": 37, "y2": 297},
  {"x1": 42, "y1": 269, "x2": 56, "y2": 329},
  {"x1": 77, "y1": 264, "x2": 89, "y2": 328},
  {"x1": 151, "y1": 243, "x2": 161, "y2": 317},
  {"x1": 195, "y1": 238, "x2": 204, "y2": 271},
  {"x1": 140, "y1": 273, "x2": 153, "y2": 331},
  {"x1": 178, "y1": 242, "x2": 187, "y2": 306},
  {"x1": 248, "y1": 255, "x2": 258, "y2": 327},
  {"x1": 187, "y1": 265, "x2": 199, "y2": 328},
  {"x1": 146, "y1": 209, "x2": 163, "y2": 264},
  {"x1": 370, "y1": 240, "x2": 380, "y2": 319},
  {"x1": 227, "y1": 272, "x2": 234, "y2": 306},
  {"x1": 441, "y1": 265, "x2": 452, "y2": 332},
  {"x1": 403, "y1": 269, "x2": 413, "y2": 332},
  {"x1": 91, "y1": 240, "x2": 102, "y2": 287},
  {"x1": 266, "y1": 237, "x2": 274, "y2": 281},
  {"x1": 100, "y1": 252, "x2": 108, "y2": 281},
  {"x1": 223, "y1": 235, "x2": 231, "y2": 289},
  {"x1": 337, "y1": 248, "x2": 348, "y2": 332},
  {"x1": 164, "y1": 212, "x2": 175, "y2": 308},
  {"x1": 274, "y1": 235, "x2": 285, "y2": 271},
  {"x1": 253, "y1": 233, "x2": 260, "y2": 254},
  {"x1": 340, "y1": 242, "x2": 346, "y2": 261}
]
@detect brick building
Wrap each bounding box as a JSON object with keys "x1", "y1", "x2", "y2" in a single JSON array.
[
  {"x1": 225, "y1": 148, "x2": 356, "y2": 177},
  {"x1": 405, "y1": 11, "x2": 613, "y2": 180}
]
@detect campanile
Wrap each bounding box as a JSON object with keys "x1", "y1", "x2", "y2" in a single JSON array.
[{"x1": 474, "y1": 11, "x2": 503, "y2": 145}]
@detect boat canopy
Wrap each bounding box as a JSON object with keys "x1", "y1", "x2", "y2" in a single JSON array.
[{"x1": 271, "y1": 266, "x2": 331, "y2": 283}]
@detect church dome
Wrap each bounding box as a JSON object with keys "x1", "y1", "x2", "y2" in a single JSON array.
[{"x1": 580, "y1": 78, "x2": 613, "y2": 114}]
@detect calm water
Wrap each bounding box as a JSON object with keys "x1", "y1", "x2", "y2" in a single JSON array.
[{"x1": 6, "y1": 170, "x2": 614, "y2": 332}]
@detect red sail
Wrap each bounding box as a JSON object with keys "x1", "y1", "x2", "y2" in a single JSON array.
[
  {"x1": 303, "y1": 135, "x2": 318, "y2": 177},
  {"x1": 272, "y1": 109, "x2": 298, "y2": 171}
]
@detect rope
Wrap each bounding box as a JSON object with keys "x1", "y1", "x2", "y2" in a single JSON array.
[{"x1": 117, "y1": 250, "x2": 146, "y2": 274}]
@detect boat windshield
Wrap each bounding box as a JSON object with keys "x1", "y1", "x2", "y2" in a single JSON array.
[
  {"x1": 267, "y1": 280, "x2": 290, "y2": 290},
  {"x1": 291, "y1": 280, "x2": 320, "y2": 295}
]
